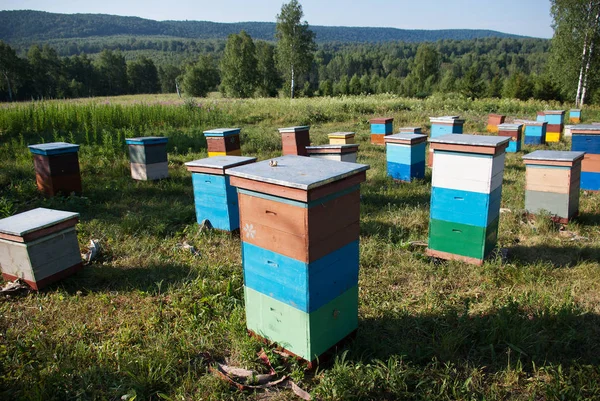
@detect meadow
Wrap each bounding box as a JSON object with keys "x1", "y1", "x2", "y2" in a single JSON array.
[{"x1": 1, "y1": 93, "x2": 600, "y2": 400}]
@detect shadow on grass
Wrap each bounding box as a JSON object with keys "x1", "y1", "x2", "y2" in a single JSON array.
[
  {"x1": 576, "y1": 212, "x2": 600, "y2": 227},
  {"x1": 507, "y1": 244, "x2": 600, "y2": 268}
]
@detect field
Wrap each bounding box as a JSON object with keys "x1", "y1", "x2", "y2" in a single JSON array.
[{"x1": 1, "y1": 93, "x2": 600, "y2": 400}]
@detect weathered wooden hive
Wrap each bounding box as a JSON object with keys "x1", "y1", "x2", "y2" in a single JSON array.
[
  {"x1": 125, "y1": 136, "x2": 169, "y2": 181},
  {"x1": 28, "y1": 142, "x2": 82, "y2": 197},
  {"x1": 497, "y1": 123, "x2": 523, "y2": 153},
  {"x1": 185, "y1": 156, "x2": 257, "y2": 231},
  {"x1": 515, "y1": 120, "x2": 547, "y2": 145},
  {"x1": 570, "y1": 109, "x2": 581, "y2": 124},
  {"x1": 227, "y1": 155, "x2": 369, "y2": 364},
  {"x1": 571, "y1": 124, "x2": 600, "y2": 190},
  {"x1": 0, "y1": 208, "x2": 82, "y2": 290},
  {"x1": 369, "y1": 117, "x2": 394, "y2": 145},
  {"x1": 328, "y1": 132, "x2": 355, "y2": 145},
  {"x1": 384, "y1": 133, "x2": 427, "y2": 182},
  {"x1": 427, "y1": 134, "x2": 509, "y2": 266},
  {"x1": 279, "y1": 126, "x2": 311, "y2": 156},
  {"x1": 487, "y1": 114, "x2": 506, "y2": 133},
  {"x1": 306, "y1": 144, "x2": 359, "y2": 163},
  {"x1": 203, "y1": 128, "x2": 242, "y2": 157},
  {"x1": 543, "y1": 110, "x2": 565, "y2": 143},
  {"x1": 523, "y1": 150, "x2": 584, "y2": 223}
]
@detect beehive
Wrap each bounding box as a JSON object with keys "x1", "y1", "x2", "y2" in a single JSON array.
[
  {"x1": 398, "y1": 127, "x2": 422, "y2": 134},
  {"x1": 570, "y1": 109, "x2": 581, "y2": 124},
  {"x1": 328, "y1": 132, "x2": 355, "y2": 145},
  {"x1": 0, "y1": 208, "x2": 82, "y2": 290},
  {"x1": 515, "y1": 120, "x2": 547, "y2": 145},
  {"x1": 185, "y1": 156, "x2": 257, "y2": 231},
  {"x1": 427, "y1": 134, "x2": 509, "y2": 266},
  {"x1": 28, "y1": 142, "x2": 82, "y2": 197},
  {"x1": 522, "y1": 151, "x2": 584, "y2": 223},
  {"x1": 543, "y1": 110, "x2": 565, "y2": 143},
  {"x1": 279, "y1": 126, "x2": 311, "y2": 156},
  {"x1": 204, "y1": 128, "x2": 242, "y2": 157},
  {"x1": 564, "y1": 125, "x2": 574, "y2": 138},
  {"x1": 487, "y1": 114, "x2": 506, "y2": 133},
  {"x1": 497, "y1": 123, "x2": 523, "y2": 153},
  {"x1": 227, "y1": 155, "x2": 369, "y2": 364},
  {"x1": 428, "y1": 116, "x2": 465, "y2": 167},
  {"x1": 571, "y1": 125, "x2": 600, "y2": 190},
  {"x1": 306, "y1": 144, "x2": 359, "y2": 163},
  {"x1": 125, "y1": 136, "x2": 169, "y2": 181},
  {"x1": 370, "y1": 117, "x2": 393, "y2": 145},
  {"x1": 384, "y1": 133, "x2": 427, "y2": 182},
  {"x1": 536, "y1": 112, "x2": 546, "y2": 122}
]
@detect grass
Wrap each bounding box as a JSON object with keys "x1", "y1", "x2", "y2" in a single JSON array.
[{"x1": 1, "y1": 93, "x2": 600, "y2": 400}]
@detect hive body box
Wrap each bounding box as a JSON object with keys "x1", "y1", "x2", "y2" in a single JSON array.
[
  {"x1": 428, "y1": 116, "x2": 465, "y2": 167},
  {"x1": 384, "y1": 133, "x2": 427, "y2": 182},
  {"x1": 564, "y1": 125, "x2": 574, "y2": 138},
  {"x1": 398, "y1": 127, "x2": 422, "y2": 134},
  {"x1": 204, "y1": 128, "x2": 242, "y2": 157},
  {"x1": 125, "y1": 136, "x2": 169, "y2": 180},
  {"x1": 185, "y1": 156, "x2": 257, "y2": 231},
  {"x1": 328, "y1": 132, "x2": 355, "y2": 145},
  {"x1": 306, "y1": 144, "x2": 359, "y2": 163},
  {"x1": 543, "y1": 110, "x2": 565, "y2": 143},
  {"x1": 571, "y1": 125, "x2": 600, "y2": 190},
  {"x1": 427, "y1": 135, "x2": 509, "y2": 266},
  {"x1": 370, "y1": 117, "x2": 393, "y2": 145},
  {"x1": 570, "y1": 109, "x2": 581, "y2": 124},
  {"x1": 279, "y1": 126, "x2": 310, "y2": 156},
  {"x1": 0, "y1": 208, "x2": 82, "y2": 290},
  {"x1": 487, "y1": 114, "x2": 506, "y2": 133},
  {"x1": 227, "y1": 156, "x2": 369, "y2": 364},
  {"x1": 516, "y1": 120, "x2": 547, "y2": 145},
  {"x1": 497, "y1": 123, "x2": 523, "y2": 153},
  {"x1": 536, "y1": 112, "x2": 546, "y2": 122},
  {"x1": 523, "y1": 151, "x2": 584, "y2": 223},
  {"x1": 28, "y1": 142, "x2": 82, "y2": 197}
]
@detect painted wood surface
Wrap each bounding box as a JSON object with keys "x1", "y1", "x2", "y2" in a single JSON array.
[
  {"x1": 28, "y1": 142, "x2": 80, "y2": 156},
  {"x1": 525, "y1": 190, "x2": 579, "y2": 220},
  {"x1": 387, "y1": 161, "x2": 425, "y2": 182},
  {"x1": 398, "y1": 127, "x2": 422, "y2": 134},
  {"x1": 128, "y1": 144, "x2": 168, "y2": 164},
  {"x1": 506, "y1": 141, "x2": 521, "y2": 153},
  {"x1": 208, "y1": 150, "x2": 242, "y2": 157},
  {"x1": 125, "y1": 136, "x2": 168, "y2": 146},
  {"x1": 206, "y1": 135, "x2": 241, "y2": 153},
  {"x1": 328, "y1": 132, "x2": 355, "y2": 145},
  {"x1": 185, "y1": 156, "x2": 257, "y2": 175},
  {"x1": 385, "y1": 133, "x2": 427, "y2": 145},
  {"x1": 546, "y1": 131, "x2": 562, "y2": 143},
  {"x1": 582, "y1": 154, "x2": 600, "y2": 173},
  {"x1": 35, "y1": 170, "x2": 82, "y2": 196},
  {"x1": 428, "y1": 218, "x2": 499, "y2": 261},
  {"x1": 581, "y1": 171, "x2": 600, "y2": 190},
  {"x1": 544, "y1": 112, "x2": 565, "y2": 125},
  {"x1": 281, "y1": 131, "x2": 310, "y2": 156},
  {"x1": 572, "y1": 135, "x2": 600, "y2": 153},
  {"x1": 371, "y1": 123, "x2": 393, "y2": 134},
  {"x1": 431, "y1": 151, "x2": 505, "y2": 194},
  {"x1": 130, "y1": 162, "x2": 169, "y2": 181},
  {"x1": 192, "y1": 173, "x2": 239, "y2": 231},
  {"x1": 244, "y1": 285, "x2": 358, "y2": 361},
  {"x1": 430, "y1": 186, "x2": 502, "y2": 227},
  {"x1": 33, "y1": 153, "x2": 82, "y2": 196},
  {"x1": 386, "y1": 142, "x2": 426, "y2": 164},
  {"x1": 0, "y1": 208, "x2": 79, "y2": 241},
  {"x1": 308, "y1": 153, "x2": 358, "y2": 163},
  {"x1": 370, "y1": 133, "x2": 388, "y2": 145},
  {"x1": 430, "y1": 123, "x2": 464, "y2": 138},
  {"x1": 525, "y1": 166, "x2": 578, "y2": 194}
]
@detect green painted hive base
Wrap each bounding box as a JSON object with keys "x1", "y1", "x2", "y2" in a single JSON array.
[
  {"x1": 428, "y1": 217, "x2": 499, "y2": 262},
  {"x1": 244, "y1": 285, "x2": 358, "y2": 362}
]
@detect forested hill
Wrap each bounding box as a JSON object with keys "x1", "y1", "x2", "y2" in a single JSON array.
[{"x1": 0, "y1": 10, "x2": 526, "y2": 44}]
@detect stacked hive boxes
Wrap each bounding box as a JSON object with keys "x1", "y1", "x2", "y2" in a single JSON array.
[
  {"x1": 28, "y1": 142, "x2": 82, "y2": 197},
  {"x1": 204, "y1": 128, "x2": 242, "y2": 157},
  {"x1": 370, "y1": 117, "x2": 393, "y2": 145},
  {"x1": 384, "y1": 133, "x2": 427, "y2": 182},
  {"x1": 516, "y1": 120, "x2": 547, "y2": 145},
  {"x1": 185, "y1": 156, "x2": 257, "y2": 231},
  {"x1": 571, "y1": 125, "x2": 600, "y2": 190},
  {"x1": 227, "y1": 155, "x2": 369, "y2": 364},
  {"x1": 0, "y1": 208, "x2": 82, "y2": 290},
  {"x1": 428, "y1": 116, "x2": 465, "y2": 167},
  {"x1": 125, "y1": 136, "x2": 169, "y2": 181},
  {"x1": 523, "y1": 151, "x2": 584, "y2": 223},
  {"x1": 279, "y1": 126, "x2": 311, "y2": 156},
  {"x1": 306, "y1": 144, "x2": 359, "y2": 163},
  {"x1": 570, "y1": 109, "x2": 582, "y2": 124},
  {"x1": 487, "y1": 114, "x2": 506, "y2": 133},
  {"x1": 426, "y1": 135, "x2": 509, "y2": 266},
  {"x1": 328, "y1": 132, "x2": 355, "y2": 145},
  {"x1": 497, "y1": 123, "x2": 523, "y2": 153},
  {"x1": 543, "y1": 110, "x2": 565, "y2": 142}
]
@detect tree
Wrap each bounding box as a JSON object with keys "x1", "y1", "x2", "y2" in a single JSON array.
[
  {"x1": 349, "y1": 74, "x2": 361, "y2": 95},
  {"x1": 459, "y1": 64, "x2": 485, "y2": 99},
  {"x1": 158, "y1": 65, "x2": 181, "y2": 93},
  {"x1": 255, "y1": 41, "x2": 280, "y2": 97},
  {"x1": 95, "y1": 49, "x2": 128, "y2": 96},
  {"x1": 502, "y1": 72, "x2": 533, "y2": 100},
  {"x1": 127, "y1": 56, "x2": 159, "y2": 94},
  {"x1": 0, "y1": 41, "x2": 22, "y2": 101},
  {"x1": 220, "y1": 31, "x2": 258, "y2": 98},
  {"x1": 408, "y1": 44, "x2": 441, "y2": 96},
  {"x1": 275, "y1": 0, "x2": 317, "y2": 98},
  {"x1": 181, "y1": 55, "x2": 219, "y2": 97}
]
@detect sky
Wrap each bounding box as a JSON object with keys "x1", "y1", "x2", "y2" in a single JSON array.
[{"x1": 0, "y1": 0, "x2": 554, "y2": 38}]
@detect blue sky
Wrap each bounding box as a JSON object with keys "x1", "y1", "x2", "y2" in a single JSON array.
[{"x1": 1, "y1": 0, "x2": 554, "y2": 38}]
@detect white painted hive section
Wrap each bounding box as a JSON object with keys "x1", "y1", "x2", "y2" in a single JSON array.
[
  {"x1": 308, "y1": 153, "x2": 358, "y2": 163},
  {"x1": 431, "y1": 152, "x2": 505, "y2": 194}
]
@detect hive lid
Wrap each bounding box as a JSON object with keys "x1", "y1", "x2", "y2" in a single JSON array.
[
  {"x1": 328, "y1": 132, "x2": 355, "y2": 138},
  {"x1": 385, "y1": 133, "x2": 427, "y2": 144},
  {"x1": 370, "y1": 117, "x2": 393, "y2": 124},
  {"x1": 185, "y1": 156, "x2": 257, "y2": 173},
  {"x1": 570, "y1": 109, "x2": 581, "y2": 112},
  {"x1": 278, "y1": 126, "x2": 310, "y2": 133},
  {"x1": 497, "y1": 123, "x2": 523, "y2": 130},
  {"x1": 306, "y1": 144, "x2": 359, "y2": 150},
  {"x1": 429, "y1": 116, "x2": 464, "y2": 124},
  {"x1": 125, "y1": 136, "x2": 168, "y2": 145},
  {"x1": 227, "y1": 155, "x2": 369, "y2": 190},
  {"x1": 28, "y1": 142, "x2": 80, "y2": 156},
  {"x1": 429, "y1": 134, "x2": 510, "y2": 147},
  {"x1": 514, "y1": 119, "x2": 546, "y2": 126},
  {"x1": 0, "y1": 208, "x2": 79, "y2": 238},
  {"x1": 570, "y1": 124, "x2": 600, "y2": 132},
  {"x1": 397, "y1": 126, "x2": 422, "y2": 132},
  {"x1": 523, "y1": 150, "x2": 585, "y2": 163},
  {"x1": 203, "y1": 128, "x2": 241, "y2": 137}
]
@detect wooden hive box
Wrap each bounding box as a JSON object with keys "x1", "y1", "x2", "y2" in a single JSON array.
[
  {"x1": 428, "y1": 116, "x2": 465, "y2": 167},
  {"x1": 125, "y1": 136, "x2": 169, "y2": 181},
  {"x1": 497, "y1": 123, "x2": 523, "y2": 153},
  {"x1": 185, "y1": 156, "x2": 257, "y2": 231},
  {"x1": 369, "y1": 117, "x2": 394, "y2": 145},
  {"x1": 544, "y1": 110, "x2": 566, "y2": 142},
  {"x1": 571, "y1": 125, "x2": 600, "y2": 190},
  {"x1": 306, "y1": 144, "x2": 359, "y2": 163},
  {"x1": 384, "y1": 133, "x2": 427, "y2": 182},
  {"x1": 0, "y1": 208, "x2": 82, "y2": 290},
  {"x1": 515, "y1": 120, "x2": 547, "y2": 145},
  {"x1": 564, "y1": 125, "x2": 574, "y2": 138},
  {"x1": 279, "y1": 126, "x2": 311, "y2": 156},
  {"x1": 328, "y1": 132, "x2": 355, "y2": 145},
  {"x1": 536, "y1": 112, "x2": 546, "y2": 122},
  {"x1": 398, "y1": 127, "x2": 422, "y2": 134},
  {"x1": 203, "y1": 128, "x2": 242, "y2": 157},
  {"x1": 427, "y1": 134, "x2": 509, "y2": 266},
  {"x1": 227, "y1": 155, "x2": 369, "y2": 364},
  {"x1": 522, "y1": 150, "x2": 584, "y2": 223},
  {"x1": 570, "y1": 109, "x2": 581, "y2": 124},
  {"x1": 487, "y1": 114, "x2": 506, "y2": 133},
  {"x1": 28, "y1": 142, "x2": 82, "y2": 197}
]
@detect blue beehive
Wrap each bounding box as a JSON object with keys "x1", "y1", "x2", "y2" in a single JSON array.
[
  {"x1": 370, "y1": 118, "x2": 394, "y2": 145},
  {"x1": 571, "y1": 125, "x2": 600, "y2": 190},
  {"x1": 570, "y1": 109, "x2": 582, "y2": 123},
  {"x1": 497, "y1": 123, "x2": 523, "y2": 153},
  {"x1": 384, "y1": 133, "x2": 427, "y2": 182},
  {"x1": 429, "y1": 116, "x2": 464, "y2": 139},
  {"x1": 516, "y1": 120, "x2": 547, "y2": 145},
  {"x1": 185, "y1": 156, "x2": 257, "y2": 231}
]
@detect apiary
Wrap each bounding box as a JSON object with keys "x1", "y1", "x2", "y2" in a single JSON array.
[
  {"x1": 571, "y1": 125, "x2": 600, "y2": 190},
  {"x1": 328, "y1": 132, "x2": 355, "y2": 145},
  {"x1": 370, "y1": 117, "x2": 393, "y2": 145},
  {"x1": 384, "y1": 133, "x2": 427, "y2": 182},
  {"x1": 125, "y1": 136, "x2": 169, "y2": 181},
  {"x1": 28, "y1": 142, "x2": 82, "y2": 197},
  {"x1": 279, "y1": 126, "x2": 311, "y2": 156},
  {"x1": 204, "y1": 128, "x2": 242, "y2": 157},
  {"x1": 497, "y1": 123, "x2": 523, "y2": 153}
]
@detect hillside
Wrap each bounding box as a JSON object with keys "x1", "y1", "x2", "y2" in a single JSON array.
[{"x1": 0, "y1": 10, "x2": 527, "y2": 44}]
